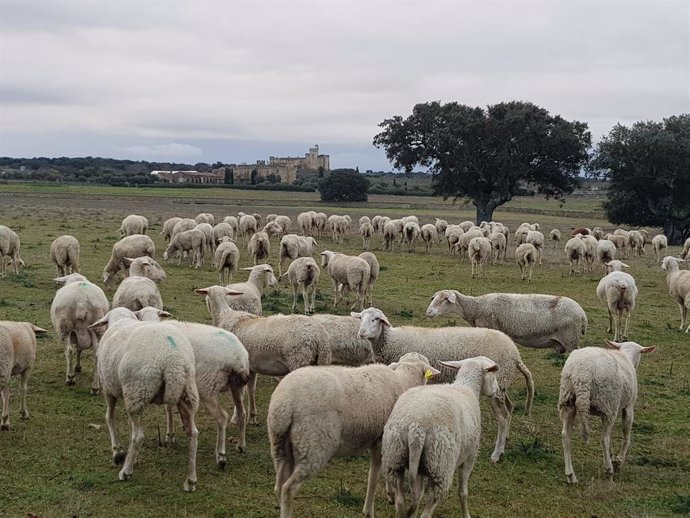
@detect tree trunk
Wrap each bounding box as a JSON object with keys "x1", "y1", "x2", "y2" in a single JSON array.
[
  {"x1": 664, "y1": 219, "x2": 689, "y2": 246},
  {"x1": 475, "y1": 204, "x2": 496, "y2": 225}
]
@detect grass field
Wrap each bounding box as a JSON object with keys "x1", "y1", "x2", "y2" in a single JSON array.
[{"x1": 0, "y1": 186, "x2": 688, "y2": 518}]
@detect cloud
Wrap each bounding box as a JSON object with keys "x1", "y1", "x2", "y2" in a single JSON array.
[{"x1": 115, "y1": 143, "x2": 204, "y2": 161}]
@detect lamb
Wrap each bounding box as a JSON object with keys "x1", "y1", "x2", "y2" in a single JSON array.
[
  {"x1": 195, "y1": 212, "x2": 214, "y2": 226},
  {"x1": 376, "y1": 216, "x2": 391, "y2": 235},
  {"x1": 171, "y1": 217, "x2": 197, "y2": 240},
  {"x1": 267, "y1": 352, "x2": 439, "y2": 518},
  {"x1": 0, "y1": 321, "x2": 46, "y2": 430},
  {"x1": 605, "y1": 259, "x2": 630, "y2": 273},
  {"x1": 597, "y1": 269, "x2": 638, "y2": 341},
  {"x1": 652, "y1": 234, "x2": 668, "y2": 262},
  {"x1": 112, "y1": 257, "x2": 167, "y2": 311},
  {"x1": 239, "y1": 214, "x2": 258, "y2": 243},
  {"x1": 354, "y1": 307, "x2": 535, "y2": 462},
  {"x1": 195, "y1": 285, "x2": 331, "y2": 426},
  {"x1": 596, "y1": 239, "x2": 617, "y2": 275},
  {"x1": 661, "y1": 256, "x2": 690, "y2": 332},
  {"x1": 247, "y1": 231, "x2": 270, "y2": 265},
  {"x1": 103, "y1": 234, "x2": 156, "y2": 288},
  {"x1": 515, "y1": 243, "x2": 537, "y2": 281},
  {"x1": 403, "y1": 221, "x2": 422, "y2": 252},
  {"x1": 50, "y1": 235, "x2": 80, "y2": 276},
  {"x1": 382, "y1": 356, "x2": 500, "y2": 518},
  {"x1": 564, "y1": 236, "x2": 586, "y2": 275},
  {"x1": 214, "y1": 237, "x2": 240, "y2": 284},
  {"x1": 0, "y1": 225, "x2": 25, "y2": 278},
  {"x1": 163, "y1": 229, "x2": 205, "y2": 268},
  {"x1": 213, "y1": 222, "x2": 235, "y2": 245},
  {"x1": 360, "y1": 221, "x2": 374, "y2": 250},
  {"x1": 50, "y1": 273, "x2": 110, "y2": 391},
  {"x1": 118, "y1": 214, "x2": 148, "y2": 236},
  {"x1": 467, "y1": 236, "x2": 491, "y2": 277},
  {"x1": 426, "y1": 289, "x2": 588, "y2": 353},
  {"x1": 526, "y1": 230, "x2": 545, "y2": 266},
  {"x1": 320, "y1": 250, "x2": 371, "y2": 310},
  {"x1": 359, "y1": 216, "x2": 371, "y2": 226},
  {"x1": 89, "y1": 308, "x2": 199, "y2": 491},
  {"x1": 559, "y1": 340, "x2": 656, "y2": 483},
  {"x1": 278, "y1": 234, "x2": 318, "y2": 277},
  {"x1": 281, "y1": 257, "x2": 320, "y2": 314},
  {"x1": 514, "y1": 225, "x2": 530, "y2": 245},
  {"x1": 549, "y1": 228, "x2": 562, "y2": 248},
  {"x1": 160, "y1": 217, "x2": 181, "y2": 241},
  {"x1": 224, "y1": 264, "x2": 278, "y2": 316}
]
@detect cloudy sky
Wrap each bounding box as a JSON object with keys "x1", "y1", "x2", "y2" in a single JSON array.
[{"x1": 0, "y1": 0, "x2": 688, "y2": 170}]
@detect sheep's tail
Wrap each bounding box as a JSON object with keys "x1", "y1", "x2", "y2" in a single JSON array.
[
  {"x1": 580, "y1": 315, "x2": 588, "y2": 336},
  {"x1": 572, "y1": 380, "x2": 591, "y2": 443},
  {"x1": 267, "y1": 400, "x2": 294, "y2": 484},
  {"x1": 67, "y1": 243, "x2": 80, "y2": 273},
  {"x1": 161, "y1": 357, "x2": 188, "y2": 407},
  {"x1": 407, "y1": 425, "x2": 425, "y2": 503},
  {"x1": 516, "y1": 360, "x2": 535, "y2": 416}
]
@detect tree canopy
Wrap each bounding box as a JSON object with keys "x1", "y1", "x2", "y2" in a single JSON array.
[
  {"x1": 319, "y1": 169, "x2": 369, "y2": 202},
  {"x1": 373, "y1": 100, "x2": 591, "y2": 223},
  {"x1": 589, "y1": 114, "x2": 690, "y2": 244}
]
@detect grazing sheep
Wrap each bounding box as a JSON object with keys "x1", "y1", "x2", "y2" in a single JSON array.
[
  {"x1": 458, "y1": 220, "x2": 475, "y2": 232},
  {"x1": 195, "y1": 285, "x2": 331, "y2": 426},
  {"x1": 376, "y1": 216, "x2": 391, "y2": 236},
  {"x1": 267, "y1": 352, "x2": 439, "y2": 518},
  {"x1": 681, "y1": 237, "x2": 690, "y2": 261},
  {"x1": 195, "y1": 222, "x2": 215, "y2": 254},
  {"x1": 371, "y1": 215, "x2": 384, "y2": 234},
  {"x1": 383, "y1": 219, "x2": 404, "y2": 251},
  {"x1": 382, "y1": 356, "x2": 499, "y2": 518},
  {"x1": 90, "y1": 308, "x2": 199, "y2": 491},
  {"x1": 426, "y1": 289, "x2": 588, "y2": 353},
  {"x1": 570, "y1": 226, "x2": 590, "y2": 237},
  {"x1": 262, "y1": 221, "x2": 283, "y2": 240},
  {"x1": 225, "y1": 264, "x2": 278, "y2": 316},
  {"x1": 514, "y1": 225, "x2": 530, "y2": 246},
  {"x1": 195, "y1": 212, "x2": 214, "y2": 226},
  {"x1": 112, "y1": 257, "x2": 166, "y2": 312},
  {"x1": 247, "y1": 231, "x2": 270, "y2": 265},
  {"x1": 455, "y1": 228, "x2": 483, "y2": 260},
  {"x1": 607, "y1": 234, "x2": 629, "y2": 259},
  {"x1": 592, "y1": 227, "x2": 604, "y2": 240},
  {"x1": 581, "y1": 234, "x2": 598, "y2": 273},
  {"x1": 434, "y1": 219, "x2": 448, "y2": 242},
  {"x1": 222, "y1": 216, "x2": 239, "y2": 234},
  {"x1": 320, "y1": 251, "x2": 371, "y2": 310},
  {"x1": 488, "y1": 231, "x2": 507, "y2": 265},
  {"x1": 0, "y1": 225, "x2": 25, "y2": 278},
  {"x1": 419, "y1": 224, "x2": 439, "y2": 254},
  {"x1": 0, "y1": 321, "x2": 46, "y2": 430},
  {"x1": 213, "y1": 222, "x2": 235, "y2": 245},
  {"x1": 119, "y1": 214, "x2": 148, "y2": 236},
  {"x1": 171, "y1": 217, "x2": 197, "y2": 240},
  {"x1": 360, "y1": 221, "x2": 374, "y2": 250},
  {"x1": 214, "y1": 237, "x2": 240, "y2": 284},
  {"x1": 652, "y1": 234, "x2": 668, "y2": 262},
  {"x1": 328, "y1": 215, "x2": 349, "y2": 244},
  {"x1": 549, "y1": 229, "x2": 562, "y2": 248},
  {"x1": 467, "y1": 236, "x2": 491, "y2": 277},
  {"x1": 103, "y1": 234, "x2": 156, "y2": 288},
  {"x1": 596, "y1": 239, "x2": 617, "y2": 276},
  {"x1": 564, "y1": 236, "x2": 586, "y2": 275},
  {"x1": 50, "y1": 235, "x2": 80, "y2": 276},
  {"x1": 627, "y1": 230, "x2": 645, "y2": 257},
  {"x1": 661, "y1": 256, "x2": 690, "y2": 332},
  {"x1": 311, "y1": 314, "x2": 373, "y2": 365},
  {"x1": 445, "y1": 225, "x2": 464, "y2": 255},
  {"x1": 515, "y1": 243, "x2": 537, "y2": 281},
  {"x1": 357, "y1": 251, "x2": 379, "y2": 307},
  {"x1": 297, "y1": 211, "x2": 314, "y2": 236},
  {"x1": 51, "y1": 273, "x2": 109, "y2": 391},
  {"x1": 239, "y1": 214, "x2": 258, "y2": 244},
  {"x1": 526, "y1": 230, "x2": 545, "y2": 266},
  {"x1": 278, "y1": 234, "x2": 318, "y2": 277},
  {"x1": 354, "y1": 307, "x2": 534, "y2": 462},
  {"x1": 403, "y1": 221, "x2": 422, "y2": 252},
  {"x1": 597, "y1": 269, "x2": 638, "y2": 341},
  {"x1": 281, "y1": 257, "x2": 320, "y2": 314},
  {"x1": 160, "y1": 217, "x2": 182, "y2": 241},
  {"x1": 274, "y1": 215, "x2": 292, "y2": 234},
  {"x1": 559, "y1": 340, "x2": 656, "y2": 483},
  {"x1": 163, "y1": 229, "x2": 205, "y2": 268}
]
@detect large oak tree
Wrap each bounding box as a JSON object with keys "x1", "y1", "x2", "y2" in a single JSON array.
[{"x1": 373, "y1": 101, "x2": 591, "y2": 223}]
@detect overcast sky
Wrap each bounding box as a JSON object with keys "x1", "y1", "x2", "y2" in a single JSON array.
[{"x1": 0, "y1": 0, "x2": 688, "y2": 170}]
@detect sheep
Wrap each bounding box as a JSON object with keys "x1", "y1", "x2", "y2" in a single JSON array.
[
  {"x1": 526, "y1": 230, "x2": 545, "y2": 266},
  {"x1": 681, "y1": 237, "x2": 690, "y2": 261},
  {"x1": 383, "y1": 219, "x2": 404, "y2": 251},
  {"x1": 445, "y1": 225, "x2": 464, "y2": 255},
  {"x1": 376, "y1": 216, "x2": 391, "y2": 235},
  {"x1": 171, "y1": 217, "x2": 197, "y2": 240},
  {"x1": 549, "y1": 228, "x2": 562, "y2": 248},
  {"x1": 515, "y1": 243, "x2": 537, "y2": 281},
  {"x1": 488, "y1": 231, "x2": 507, "y2": 265},
  {"x1": 359, "y1": 216, "x2": 371, "y2": 226},
  {"x1": 597, "y1": 269, "x2": 638, "y2": 341},
  {"x1": 426, "y1": 289, "x2": 588, "y2": 354},
  {"x1": 50, "y1": 273, "x2": 109, "y2": 391},
  {"x1": 195, "y1": 212, "x2": 214, "y2": 226},
  {"x1": 278, "y1": 234, "x2": 318, "y2": 277},
  {"x1": 458, "y1": 220, "x2": 475, "y2": 232},
  {"x1": 0, "y1": 225, "x2": 25, "y2": 278},
  {"x1": 320, "y1": 251, "x2": 371, "y2": 310},
  {"x1": 382, "y1": 356, "x2": 500, "y2": 518},
  {"x1": 434, "y1": 218, "x2": 448, "y2": 241},
  {"x1": 119, "y1": 214, "x2": 148, "y2": 236},
  {"x1": 570, "y1": 226, "x2": 590, "y2": 237},
  {"x1": 50, "y1": 235, "x2": 80, "y2": 276},
  {"x1": 195, "y1": 285, "x2": 331, "y2": 426},
  {"x1": 112, "y1": 257, "x2": 166, "y2": 312},
  {"x1": 0, "y1": 321, "x2": 46, "y2": 430},
  {"x1": 605, "y1": 259, "x2": 630, "y2": 273},
  {"x1": 661, "y1": 256, "x2": 690, "y2": 332},
  {"x1": 267, "y1": 351, "x2": 439, "y2": 518},
  {"x1": 360, "y1": 221, "x2": 374, "y2": 250},
  {"x1": 559, "y1": 340, "x2": 656, "y2": 483},
  {"x1": 628, "y1": 230, "x2": 645, "y2": 257},
  {"x1": 274, "y1": 215, "x2": 292, "y2": 234},
  {"x1": 402, "y1": 221, "x2": 422, "y2": 252},
  {"x1": 467, "y1": 236, "x2": 491, "y2": 277},
  {"x1": 564, "y1": 236, "x2": 586, "y2": 275},
  {"x1": 224, "y1": 264, "x2": 278, "y2": 316},
  {"x1": 581, "y1": 234, "x2": 598, "y2": 273},
  {"x1": 401, "y1": 215, "x2": 419, "y2": 225},
  {"x1": 354, "y1": 307, "x2": 535, "y2": 462},
  {"x1": 213, "y1": 222, "x2": 235, "y2": 245},
  {"x1": 214, "y1": 237, "x2": 240, "y2": 284},
  {"x1": 455, "y1": 227, "x2": 482, "y2": 260},
  {"x1": 247, "y1": 231, "x2": 270, "y2": 265},
  {"x1": 281, "y1": 257, "x2": 320, "y2": 314},
  {"x1": 371, "y1": 215, "x2": 383, "y2": 234},
  {"x1": 297, "y1": 212, "x2": 314, "y2": 236},
  {"x1": 514, "y1": 225, "x2": 530, "y2": 245},
  {"x1": 358, "y1": 251, "x2": 379, "y2": 307},
  {"x1": 652, "y1": 234, "x2": 668, "y2": 262},
  {"x1": 195, "y1": 222, "x2": 215, "y2": 254},
  {"x1": 222, "y1": 215, "x2": 239, "y2": 234},
  {"x1": 592, "y1": 226, "x2": 604, "y2": 240},
  {"x1": 328, "y1": 215, "x2": 348, "y2": 244},
  {"x1": 239, "y1": 214, "x2": 258, "y2": 244},
  {"x1": 418, "y1": 224, "x2": 438, "y2": 254},
  {"x1": 607, "y1": 234, "x2": 629, "y2": 259},
  {"x1": 103, "y1": 234, "x2": 156, "y2": 288},
  {"x1": 160, "y1": 217, "x2": 181, "y2": 241},
  {"x1": 596, "y1": 239, "x2": 617, "y2": 276},
  {"x1": 311, "y1": 314, "x2": 374, "y2": 365},
  {"x1": 89, "y1": 308, "x2": 199, "y2": 491},
  {"x1": 263, "y1": 221, "x2": 283, "y2": 240},
  {"x1": 163, "y1": 229, "x2": 205, "y2": 268}
]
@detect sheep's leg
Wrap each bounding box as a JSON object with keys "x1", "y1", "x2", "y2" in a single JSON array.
[
  {"x1": 280, "y1": 464, "x2": 310, "y2": 518},
  {"x1": 74, "y1": 349, "x2": 82, "y2": 373},
  {"x1": 362, "y1": 441, "x2": 382, "y2": 517},
  {"x1": 247, "y1": 372, "x2": 259, "y2": 425},
  {"x1": 393, "y1": 474, "x2": 407, "y2": 518},
  {"x1": 332, "y1": 280, "x2": 340, "y2": 308},
  {"x1": 177, "y1": 399, "x2": 199, "y2": 492},
  {"x1": 90, "y1": 349, "x2": 100, "y2": 395},
  {"x1": 229, "y1": 384, "x2": 246, "y2": 452},
  {"x1": 309, "y1": 286, "x2": 317, "y2": 314},
  {"x1": 203, "y1": 396, "x2": 228, "y2": 468},
  {"x1": 622, "y1": 308, "x2": 631, "y2": 340},
  {"x1": 164, "y1": 403, "x2": 175, "y2": 445},
  {"x1": 18, "y1": 367, "x2": 31, "y2": 419},
  {"x1": 301, "y1": 285, "x2": 310, "y2": 315},
  {"x1": 105, "y1": 394, "x2": 125, "y2": 464},
  {"x1": 680, "y1": 302, "x2": 688, "y2": 331},
  {"x1": 615, "y1": 407, "x2": 634, "y2": 471},
  {"x1": 528, "y1": 263, "x2": 534, "y2": 282},
  {"x1": 64, "y1": 339, "x2": 76, "y2": 385},
  {"x1": 606, "y1": 308, "x2": 613, "y2": 334},
  {"x1": 119, "y1": 412, "x2": 145, "y2": 482},
  {"x1": 419, "y1": 485, "x2": 442, "y2": 518},
  {"x1": 0, "y1": 386, "x2": 10, "y2": 430},
  {"x1": 601, "y1": 416, "x2": 616, "y2": 475},
  {"x1": 458, "y1": 461, "x2": 474, "y2": 518},
  {"x1": 290, "y1": 284, "x2": 298, "y2": 313},
  {"x1": 560, "y1": 405, "x2": 577, "y2": 483},
  {"x1": 489, "y1": 396, "x2": 511, "y2": 463}
]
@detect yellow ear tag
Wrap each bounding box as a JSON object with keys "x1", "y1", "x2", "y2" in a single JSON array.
[{"x1": 424, "y1": 369, "x2": 434, "y2": 381}]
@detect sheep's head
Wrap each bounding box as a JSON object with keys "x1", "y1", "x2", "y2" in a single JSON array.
[
  {"x1": 661, "y1": 256, "x2": 683, "y2": 272},
  {"x1": 134, "y1": 307, "x2": 172, "y2": 322},
  {"x1": 606, "y1": 340, "x2": 656, "y2": 369},
  {"x1": 352, "y1": 307, "x2": 390, "y2": 340},
  {"x1": 89, "y1": 307, "x2": 138, "y2": 330},
  {"x1": 54, "y1": 273, "x2": 88, "y2": 286},
  {"x1": 439, "y1": 356, "x2": 500, "y2": 397},
  {"x1": 125, "y1": 257, "x2": 167, "y2": 282},
  {"x1": 605, "y1": 260, "x2": 630, "y2": 273},
  {"x1": 103, "y1": 270, "x2": 115, "y2": 289},
  {"x1": 426, "y1": 290, "x2": 463, "y2": 319},
  {"x1": 389, "y1": 352, "x2": 441, "y2": 383}
]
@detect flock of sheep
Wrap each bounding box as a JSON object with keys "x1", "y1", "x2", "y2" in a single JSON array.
[{"x1": 1, "y1": 211, "x2": 690, "y2": 518}]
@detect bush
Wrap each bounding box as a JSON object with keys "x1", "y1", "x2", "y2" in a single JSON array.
[{"x1": 319, "y1": 170, "x2": 369, "y2": 202}]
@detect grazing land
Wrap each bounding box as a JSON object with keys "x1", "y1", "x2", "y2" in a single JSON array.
[{"x1": 0, "y1": 184, "x2": 688, "y2": 518}]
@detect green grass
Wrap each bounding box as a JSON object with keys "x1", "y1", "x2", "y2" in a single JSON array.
[{"x1": 0, "y1": 185, "x2": 688, "y2": 517}]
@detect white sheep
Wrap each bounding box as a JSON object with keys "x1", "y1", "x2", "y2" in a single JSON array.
[
  {"x1": 661, "y1": 256, "x2": 690, "y2": 332},
  {"x1": 225, "y1": 264, "x2": 278, "y2": 316},
  {"x1": 267, "y1": 352, "x2": 439, "y2": 518},
  {"x1": 434, "y1": 218, "x2": 448, "y2": 242},
  {"x1": 445, "y1": 225, "x2": 464, "y2": 255},
  {"x1": 382, "y1": 356, "x2": 500, "y2": 518},
  {"x1": 118, "y1": 214, "x2": 148, "y2": 236},
  {"x1": 222, "y1": 216, "x2": 239, "y2": 234},
  {"x1": 103, "y1": 234, "x2": 156, "y2": 288},
  {"x1": 281, "y1": 257, "x2": 320, "y2": 314},
  {"x1": 607, "y1": 233, "x2": 629, "y2": 259},
  {"x1": 681, "y1": 237, "x2": 690, "y2": 262},
  {"x1": 274, "y1": 215, "x2": 292, "y2": 234},
  {"x1": 0, "y1": 225, "x2": 25, "y2": 278},
  {"x1": 358, "y1": 251, "x2": 379, "y2": 306},
  {"x1": 564, "y1": 236, "x2": 586, "y2": 275},
  {"x1": 592, "y1": 226, "x2": 604, "y2": 240},
  {"x1": 320, "y1": 251, "x2": 371, "y2": 310},
  {"x1": 311, "y1": 314, "x2": 373, "y2": 365},
  {"x1": 247, "y1": 231, "x2": 270, "y2": 265},
  {"x1": 297, "y1": 211, "x2": 314, "y2": 236},
  {"x1": 90, "y1": 308, "x2": 199, "y2": 491},
  {"x1": 314, "y1": 212, "x2": 328, "y2": 236},
  {"x1": 171, "y1": 217, "x2": 197, "y2": 240},
  {"x1": 262, "y1": 221, "x2": 283, "y2": 240},
  {"x1": 0, "y1": 321, "x2": 46, "y2": 430},
  {"x1": 278, "y1": 234, "x2": 318, "y2": 277},
  {"x1": 420, "y1": 224, "x2": 439, "y2": 253},
  {"x1": 427, "y1": 289, "x2": 588, "y2": 354},
  {"x1": 160, "y1": 217, "x2": 181, "y2": 241},
  {"x1": 112, "y1": 257, "x2": 166, "y2": 311},
  {"x1": 213, "y1": 222, "x2": 235, "y2": 245},
  {"x1": 652, "y1": 234, "x2": 668, "y2": 262},
  {"x1": 596, "y1": 239, "x2": 617, "y2": 276},
  {"x1": 627, "y1": 230, "x2": 645, "y2": 257},
  {"x1": 354, "y1": 307, "x2": 534, "y2": 462},
  {"x1": 402, "y1": 221, "x2": 422, "y2": 252},
  {"x1": 360, "y1": 221, "x2": 374, "y2": 250},
  {"x1": 239, "y1": 214, "x2": 258, "y2": 244},
  {"x1": 549, "y1": 228, "x2": 562, "y2": 248},
  {"x1": 50, "y1": 235, "x2": 80, "y2": 276},
  {"x1": 488, "y1": 231, "x2": 507, "y2": 265},
  {"x1": 515, "y1": 242, "x2": 537, "y2": 281},
  {"x1": 383, "y1": 219, "x2": 404, "y2": 251},
  {"x1": 195, "y1": 222, "x2": 215, "y2": 254},
  {"x1": 458, "y1": 220, "x2": 475, "y2": 232},
  {"x1": 467, "y1": 236, "x2": 491, "y2": 277},
  {"x1": 163, "y1": 229, "x2": 205, "y2": 268},
  {"x1": 559, "y1": 340, "x2": 656, "y2": 483},
  {"x1": 580, "y1": 234, "x2": 598, "y2": 273},
  {"x1": 371, "y1": 215, "x2": 384, "y2": 234},
  {"x1": 214, "y1": 237, "x2": 240, "y2": 284},
  {"x1": 526, "y1": 230, "x2": 545, "y2": 266},
  {"x1": 51, "y1": 273, "x2": 109, "y2": 392},
  {"x1": 328, "y1": 215, "x2": 348, "y2": 244},
  {"x1": 455, "y1": 227, "x2": 482, "y2": 260},
  {"x1": 597, "y1": 269, "x2": 638, "y2": 341},
  {"x1": 195, "y1": 212, "x2": 214, "y2": 226}
]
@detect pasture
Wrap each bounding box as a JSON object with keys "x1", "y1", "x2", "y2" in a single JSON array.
[{"x1": 0, "y1": 185, "x2": 688, "y2": 518}]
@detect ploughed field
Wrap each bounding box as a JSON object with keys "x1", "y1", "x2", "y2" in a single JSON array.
[{"x1": 0, "y1": 185, "x2": 688, "y2": 517}]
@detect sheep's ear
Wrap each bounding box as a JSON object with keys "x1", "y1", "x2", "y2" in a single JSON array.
[
  {"x1": 241, "y1": 267, "x2": 254, "y2": 271},
  {"x1": 102, "y1": 272, "x2": 109, "y2": 283},
  {"x1": 88, "y1": 315, "x2": 110, "y2": 329},
  {"x1": 604, "y1": 261, "x2": 611, "y2": 266},
  {"x1": 641, "y1": 346, "x2": 657, "y2": 354},
  {"x1": 54, "y1": 276, "x2": 68, "y2": 284},
  {"x1": 225, "y1": 288, "x2": 244, "y2": 296},
  {"x1": 379, "y1": 314, "x2": 391, "y2": 327},
  {"x1": 30, "y1": 325, "x2": 48, "y2": 335},
  {"x1": 158, "y1": 310, "x2": 173, "y2": 319},
  {"x1": 263, "y1": 266, "x2": 272, "y2": 272},
  {"x1": 425, "y1": 366, "x2": 441, "y2": 377},
  {"x1": 438, "y1": 360, "x2": 462, "y2": 370},
  {"x1": 350, "y1": 311, "x2": 361, "y2": 319},
  {"x1": 485, "y1": 363, "x2": 499, "y2": 373},
  {"x1": 388, "y1": 361, "x2": 399, "y2": 370},
  {"x1": 194, "y1": 288, "x2": 210, "y2": 296},
  {"x1": 605, "y1": 339, "x2": 621, "y2": 350},
  {"x1": 679, "y1": 258, "x2": 687, "y2": 263},
  {"x1": 620, "y1": 262, "x2": 630, "y2": 268},
  {"x1": 446, "y1": 291, "x2": 458, "y2": 304},
  {"x1": 123, "y1": 257, "x2": 135, "y2": 266}
]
